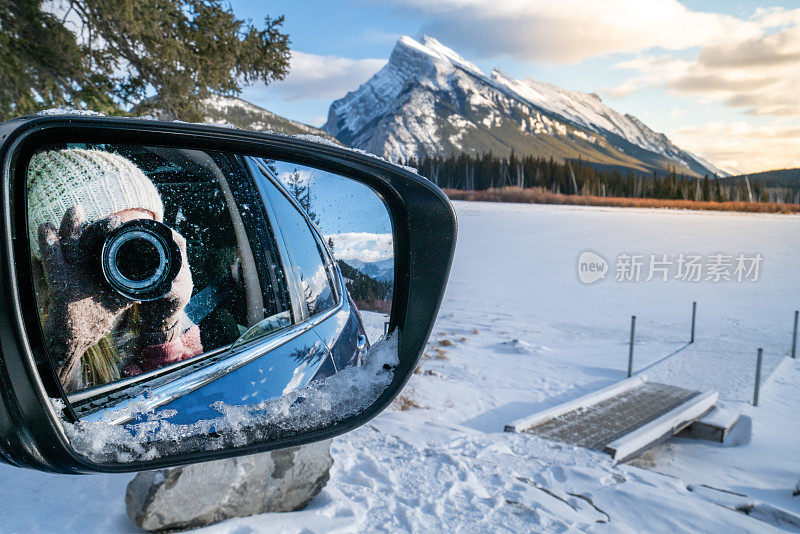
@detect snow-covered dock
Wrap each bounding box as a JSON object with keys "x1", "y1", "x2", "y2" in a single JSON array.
[{"x1": 506, "y1": 376, "x2": 718, "y2": 463}]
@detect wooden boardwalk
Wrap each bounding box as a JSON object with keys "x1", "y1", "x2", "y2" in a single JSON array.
[{"x1": 506, "y1": 376, "x2": 718, "y2": 463}]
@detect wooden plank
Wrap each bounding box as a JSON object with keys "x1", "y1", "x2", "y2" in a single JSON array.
[
  {"x1": 525, "y1": 382, "x2": 700, "y2": 450},
  {"x1": 604, "y1": 390, "x2": 718, "y2": 463},
  {"x1": 504, "y1": 375, "x2": 647, "y2": 433}
]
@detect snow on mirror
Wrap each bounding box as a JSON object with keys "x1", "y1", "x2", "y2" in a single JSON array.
[{"x1": 24, "y1": 144, "x2": 395, "y2": 462}]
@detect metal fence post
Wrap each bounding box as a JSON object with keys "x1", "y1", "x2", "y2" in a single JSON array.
[
  {"x1": 792, "y1": 311, "x2": 798, "y2": 359},
  {"x1": 753, "y1": 348, "x2": 763, "y2": 407},
  {"x1": 690, "y1": 301, "x2": 697, "y2": 343},
  {"x1": 627, "y1": 315, "x2": 636, "y2": 378}
]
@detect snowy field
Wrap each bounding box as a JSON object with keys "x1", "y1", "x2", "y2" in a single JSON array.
[{"x1": 2, "y1": 200, "x2": 799, "y2": 532}]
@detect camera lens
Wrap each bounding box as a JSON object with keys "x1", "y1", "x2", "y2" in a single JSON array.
[
  {"x1": 101, "y1": 219, "x2": 182, "y2": 301},
  {"x1": 116, "y1": 237, "x2": 161, "y2": 282}
]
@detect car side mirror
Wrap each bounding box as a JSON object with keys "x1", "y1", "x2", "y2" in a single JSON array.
[{"x1": 0, "y1": 115, "x2": 456, "y2": 473}]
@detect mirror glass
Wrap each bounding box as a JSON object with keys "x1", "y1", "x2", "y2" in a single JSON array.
[{"x1": 24, "y1": 143, "x2": 396, "y2": 462}]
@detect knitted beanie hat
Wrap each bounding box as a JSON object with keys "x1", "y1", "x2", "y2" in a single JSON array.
[{"x1": 27, "y1": 149, "x2": 164, "y2": 257}]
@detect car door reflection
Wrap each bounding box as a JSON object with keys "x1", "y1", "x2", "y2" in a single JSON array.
[
  {"x1": 313, "y1": 301, "x2": 363, "y2": 370},
  {"x1": 138, "y1": 329, "x2": 333, "y2": 426}
]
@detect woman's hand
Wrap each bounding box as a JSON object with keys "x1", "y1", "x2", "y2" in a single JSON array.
[
  {"x1": 39, "y1": 206, "x2": 133, "y2": 390},
  {"x1": 137, "y1": 229, "x2": 194, "y2": 345}
]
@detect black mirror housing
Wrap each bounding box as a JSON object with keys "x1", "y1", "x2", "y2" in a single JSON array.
[{"x1": 0, "y1": 115, "x2": 457, "y2": 473}]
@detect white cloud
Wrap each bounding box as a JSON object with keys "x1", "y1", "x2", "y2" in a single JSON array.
[
  {"x1": 595, "y1": 7, "x2": 800, "y2": 173},
  {"x1": 248, "y1": 51, "x2": 386, "y2": 101},
  {"x1": 389, "y1": 0, "x2": 764, "y2": 63},
  {"x1": 671, "y1": 122, "x2": 800, "y2": 174},
  {"x1": 276, "y1": 168, "x2": 314, "y2": 187},
  {"x1": 610, "y1": 9, "x2": 800, "y2": 117},
  {"x1": 327, "y1": 232, "x2": 393, "y2": 263}
]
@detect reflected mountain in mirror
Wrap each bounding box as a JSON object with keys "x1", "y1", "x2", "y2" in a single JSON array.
[{"x1": 24, "y1": 143, "x2": 396, "y2": 461}]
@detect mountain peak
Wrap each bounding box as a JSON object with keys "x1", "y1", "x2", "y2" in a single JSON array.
[
  {"x1": 324, "y1": 37, "x2": 726, "y2": 177},
  {"x1": 325, "y1": 35, "x2": 485, "y2": 142},
  {"x1": 393, "y1": 35, "x2": 485, "y2": 78}
]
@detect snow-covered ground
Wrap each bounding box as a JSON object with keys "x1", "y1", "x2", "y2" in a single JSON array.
[{"x1": 2, "y1": 201, "x2": 798, "y2": 532}]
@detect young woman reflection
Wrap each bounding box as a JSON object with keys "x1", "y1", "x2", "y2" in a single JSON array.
[{"x1": 28, "y1": 149, "x2": 201, "y2": 392}]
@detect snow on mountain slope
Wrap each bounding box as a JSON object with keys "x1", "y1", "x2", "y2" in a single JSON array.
[
  {"x1": 201, "y1": 95, "x2": 336, "y2": 140},
  {"x1": 489, "y1": 70, "x2": 725, "y2": 176},
  {"x1": 324, "y1": 35, "x2": 472, "y2": 149},
  {"x1": 325, "y1": 36, "x2": 726, "y2": 178},
  {"x1": 326, "y1": 37, "x2": 630, "y2": 171}
]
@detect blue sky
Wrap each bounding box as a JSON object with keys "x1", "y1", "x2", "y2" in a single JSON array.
[
  {"x1": 230, "y1": 1, "x2": 800, "y2": 173},
  {"x1": 272, "y1": 162, "x2": 391, "y2": 236}
]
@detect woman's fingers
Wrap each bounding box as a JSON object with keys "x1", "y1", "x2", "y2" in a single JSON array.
[
  {"x1": 171, "y1": 229, "x2": 187, "y2": 254},
  {"x1": 58, "y1": 205, "x2": 86, "y2": 242},
  {"x1": 58, "y1": 206, "x2": 87, "y2": 262},
  {"x1": 38, "y1": 222, "x2": 65, "y2": 282}
]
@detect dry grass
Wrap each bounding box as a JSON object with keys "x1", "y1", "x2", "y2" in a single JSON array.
[
  {"x1": 626, "y1": 448, "x2": 660, "y2": 468},
  {"x1": 433, "y1": 348, "x2": 449, "y2": 360},
  {"x1": 414, "y1": 351, "x2": 432, "y2": 374},
  {"x1": 439, "y1": 339, "x2": 453, "y2": 347},
  {"x1": 444, "y1": 187, "x2": 800, "y2": 214},
  {"x1": 393, "y1": 395, "x2": 422, "y2": 411}
]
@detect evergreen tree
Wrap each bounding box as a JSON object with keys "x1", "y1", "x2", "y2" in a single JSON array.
[
  {"x1": 0, "y1": 0, "x2": 290, "y2": 121},
  {"x1": 419, "y1": 150, "x2": 781, "y2": 205},
  {"x1": 285, "y1": 169, "x2": 319, "y2": 225}
]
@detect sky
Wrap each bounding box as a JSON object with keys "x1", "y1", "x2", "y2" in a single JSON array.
[
  {"x1": 272, "y1": 162, "x2": 392, "y2": 235},
  {"x1": 230, "y1": 0, "x2": 800, "y2": 174},
  {"x1": 272, "y1": 162, "x2": 394, "y2": 265}
]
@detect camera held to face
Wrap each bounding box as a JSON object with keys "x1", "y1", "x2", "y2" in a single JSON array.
[{"x1": 101, "y1": 219, "x2": 182, "y2": 301}]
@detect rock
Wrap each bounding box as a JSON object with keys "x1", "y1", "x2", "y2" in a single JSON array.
[{"x1": 126, "y1": 440, "x2": 333, "y2": 531}]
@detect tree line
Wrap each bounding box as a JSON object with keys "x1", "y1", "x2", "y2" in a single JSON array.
[
  {"x1": 337, "y1": 260, "x2": 392, "y2": 314},
  {"x1": 401, "y1": 152, "x2": 799, "y2": 204}
]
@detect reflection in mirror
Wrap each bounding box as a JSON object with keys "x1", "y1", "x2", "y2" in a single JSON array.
[
  {"x1": 268, "y1": 159, "x2": 394, "y2": 341},
  {"x1": 24, "y1": 144, "x2": 395, "y2": 462}
]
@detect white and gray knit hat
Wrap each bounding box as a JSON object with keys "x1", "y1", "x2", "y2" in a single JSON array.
[{"x1": 27, "y1": 148, "x2": 164, "y2": 257}]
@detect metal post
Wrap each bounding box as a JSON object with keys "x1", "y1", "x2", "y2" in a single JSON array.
[
  {"x1": 792, "y1": 311, "x2": 798, "y2": 359},
  {"x1": 753, "y1": 348, "x2": 763, "y2": 407},
  {"x1": 690, "y1": 301, "x2": 697, "y2": 343},
  {"x1": 627, "y1": 315, "x2": 636, "y2": 378}
]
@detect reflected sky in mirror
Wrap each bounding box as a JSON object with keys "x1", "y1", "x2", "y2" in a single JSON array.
[{"x1": 271, "y1": 162, "x2": 392, "y2": 235}]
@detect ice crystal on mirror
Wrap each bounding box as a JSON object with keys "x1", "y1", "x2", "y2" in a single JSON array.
[
  {"x1": 35, "y1": 108, "x2": 106, "y2": 117},
  {"x1": 51, "y1": 334, "x2": 399, "y2": 463}
]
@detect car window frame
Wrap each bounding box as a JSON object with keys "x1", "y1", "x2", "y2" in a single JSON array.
[
  {"x1": 247, "y1": 157, "x2": 342, "y2": 323},
  {"x1": 209, "y1": 153, "x2": 294, "y2": 324}
]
